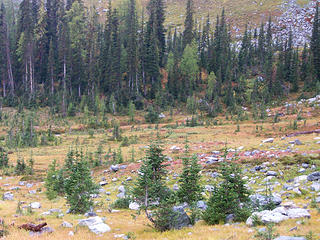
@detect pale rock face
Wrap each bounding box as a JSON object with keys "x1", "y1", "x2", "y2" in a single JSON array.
[
  {"x1": 246, "y1": 206, "x2": 310, "y2": 226},
  {"x1": 30, "y1": 202, "x2": 41, "y2": 209},
  {"x1": 262, "y1": 138, "x2": 274, "y2": 143},
  {"x1": 3, "y1": 192, "x2": 14, "y2": 200},
  {"x1": 78, "y1": 216, "x2": 111, "y2": 235},
  {"x1": 274, "y1": 237, "x2": 306, "y2": 240},
  {"x1": 129, "y1": 202, "x2": 140, "y2": 210}
]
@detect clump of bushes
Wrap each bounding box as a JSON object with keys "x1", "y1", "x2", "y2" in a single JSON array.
[
  {"x1": 45, "y1": 149, "x2": 98, "y2": 214},
  {"x1": 202, "y1": 162, "x2": 252, "y2": 224}
]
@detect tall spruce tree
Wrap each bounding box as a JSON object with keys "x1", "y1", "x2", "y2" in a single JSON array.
[
  {"x1": 183, "y1": 0, "x2": 194, "y2": 48},
  {"x1": 311, "y1": 3, "x2": 320, "y2": 83}
]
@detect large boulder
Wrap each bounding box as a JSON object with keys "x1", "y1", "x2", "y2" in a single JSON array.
[
  {"x1": 3, "y1": 192, "x2": 14, "y2": 201},
  {"x1": 110, "y1": 165, "x2": 119, "y2": 172},
  {"x1": 287, "y1": 208, "x2": 310, "y2": 219},
  {"x1": 78, "y1": 216, "x2": 111, "y2": 235},
  {"x1": 171, "y1": 206, "x2": 191, "y2": 230},
  {"x1": 61, "y1": 221, "x2": 73, "y2": 228},
  {"x1": 246, "y1": 206, "x2": 310, "y2": 226},
  {"x1": 249, "y1": 194, "x2": 282, "y2": 207},
  {"x1": 310, "y1": 182, "x2": 320, "y2": 191},
  {"x1": 196, "y1": 201, "x2": 207, "y2": 210},
  {"x1": 30, "y1": 202, "x2": 41, "y2": 209},
  {"x1": 246, "y1": 210, "x2": 288, "y2": 226},
  {"x1": 129, "y1": 202, "x2": 140, "y2": 210},
  {"x1": 307, "y1": 172, "x2": 320, "y2": 181}
]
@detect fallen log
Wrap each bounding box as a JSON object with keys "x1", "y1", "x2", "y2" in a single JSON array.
[
  {"x1": 18, "y1": 222, "x2": 47, "y2": 232},
  {"x1": 286, "y1": 129, "x2": 320, "y2": 137}
]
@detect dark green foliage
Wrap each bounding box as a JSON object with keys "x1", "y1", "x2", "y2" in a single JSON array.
[
  {"x1": 0, "y1": 0, "x2": 319, "y2": 114},
  {"x1": 45, "y1": 159, "x2": 64, "y2": 199},
  {"x1": 111, "y1": 197, "x2": 131, "y2": 209},
  {"x1": 183, "y1": 0, "x2": 194, "y2": 48},
  {"x1": 45, "y1": 149, "x2": 98, "y2": 214},
  {"x1": 202, "y1": 162, "x2": 251, "y2": 224},
  {"x1": 177, "y1": 155, "x2": 202, "y2": 205},
  {"x1": 64, "y1": 151, "x2": 99, "y2": 214},
  {"x1": 152, "y1": 203, "x2": 178, "y2": 232},
  {"x1": 133, "y1": 144, "x2": 168, "y2": 204},
  {"x1": 144, "y1": 105, "x2": 159, "y2": 123},
  {"x1": 0, "y1": 148, "x2": 8, "y2": 168}
]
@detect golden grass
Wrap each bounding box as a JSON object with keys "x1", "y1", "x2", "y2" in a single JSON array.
[{"x1": 0, "y1": 106, "x2": 320, "y2": 239}]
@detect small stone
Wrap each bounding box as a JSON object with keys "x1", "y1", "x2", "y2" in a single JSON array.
[
  {"x1": 30, "y1": 202, "x2": 41, "y2": 209},
  {"x1": 262, "y1": 138, "x2": 274, "y2": 143},
  {"x1": 110, "y1": 165, "x2": 119, "y2": 172},
  {"x1": 129, "y1": 202, "x2": 140, "y2": 210},
  {"x1": 307, "y1": 172, "x2": 320, "y2": 181},
  {"x1": 99, "y1": 181, "x2": 108, "y2": 186},
  {"x1": 3, "y1": 192, "x2": 14, "y2": 201},
  {"x1": 289, "y1": 226, "x2": 298, "y2": 231},
  {"x1": 61, "y1": 221, "x2": 73, "y2": 228}
]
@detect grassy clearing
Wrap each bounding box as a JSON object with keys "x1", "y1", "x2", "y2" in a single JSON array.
[{"x1": 0, "y1": 104, "x2": 319, "y2": 239}]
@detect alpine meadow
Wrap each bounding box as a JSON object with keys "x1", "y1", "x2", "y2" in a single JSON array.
[{"x1": 0, "y1": 0, "x2": 320, "y2": 239}]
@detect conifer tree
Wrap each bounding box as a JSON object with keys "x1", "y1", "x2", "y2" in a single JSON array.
[
  {"x1": 177, "y1": 155, "x2": 202, "y2": 205},
  {"x1": 133, "y1": 144, "x2": 169, "y2": 224},
  {"x1": 311, "y1": 3, "x2": 320, "y2": 82},
  {"x1": 183, "y1": 0, "x2": 194, "y2": 48}
]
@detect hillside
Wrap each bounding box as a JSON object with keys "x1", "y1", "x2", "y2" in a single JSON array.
[{"x1": 92, "y1": 0, "x2": 309, "y2": 28}]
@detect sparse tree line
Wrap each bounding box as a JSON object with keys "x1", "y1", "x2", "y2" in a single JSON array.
[
  {"x1": 43, "y1": 143, "x2": 278, "y2": 231},
  {"x1": 0, "y1": 0, "x2": 319, "y2": 115}
]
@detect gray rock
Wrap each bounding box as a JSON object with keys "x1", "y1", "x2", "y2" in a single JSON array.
[
  {"x1": 129, "y1": 202, "x2": 140, "y2": 210},
  {"x1": 196, "y1": 200, "x2": 207, "y2": 210},
  {"x1": 310, "y1": 182, "x2": 320, "y2": 191},
  {"x1": 287, "y1": 208, "x2": 310, "y2": 219},
  {"x1": 172, "y1": 184, "x2": 179, "y2": 191},
  {"x1": 266, "y1": 171, "x2": 277, "y2": 177},
  {"x1": 68, "y1": 231, "x2": 74, "y2": 236},
  {"x1": 110, "y1": 165, "x2": 119, "y2": 172},
  {"x1": 118, "y1": 185, "x2": 125, "y2": 193},
  {"x1": 85, "y1": 211, "x2": 97, "y2": 217},
  {"x1": 262, "y1": 138, "x2": 274, "y2": 143},
  {"x1": 294, "y1": 175, "x2": 307, "y2": 183},
  {"x1": 294, "y1": 139, "x2": 303, "y2": 145},
  {"x1": 126, "y1": 177, "x2": 132, "y2": 182},
  {"x1": 159, "y1": 113, "x2": 166, "y2": 118},
  {"x1": 99, "y1": 181, "x2": 108, "y2": 186},
  {"x1": 117, "y1": 192, "x2": 125, "y2": 199},
  {"x1": 307, "y1": 172, "x2": 320, "y2": 181},
  {"x1": 289, "y1": 226, "x2": 298, "y2": 231},
  {"x1": 205, "y1": 185, "x2": 214, "y2": 192},
  {"x1": 78, "y1": 216, "x2": 111, "y2": 234},
  {"x1": 225, "y1": 214, "x2": 235, "y2": 223},
  {"x1": 3, "y1": 192, "x2": 13, "y2": 200},
  {"x1": 274, "y1": 237, "x2": 306, "y2": 240},
  {"x1": 26, "y1": 183, "x2": 34, "y2": 188},
  {"x1": 171, "y1": 206, "x2": 191, "y2": 229},
  {"x1": 30, "y1": 202, "x2": 41, "y2": 209},
  {"x1": 120, "y1": 165, "x2": 127, "y2": 170},
  {"x1": 246, "y1": 206, "x2": 311, "y2": 226},
  {"x1": 302, "y1": 163, "x2": 309, "y2": 168},
  {"x1": 249, "y1": 194, "x2": 282, "y2": 207},
  {"x1": 29, "y1": 227, "x2": 54, "y2": 236},
  {"x1": 61, "y1": 221, "x2": 73, "y2": 228}
]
